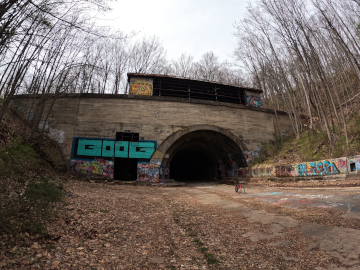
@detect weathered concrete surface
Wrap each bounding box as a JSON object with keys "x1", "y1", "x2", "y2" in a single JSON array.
[
  {"x1": 12, "y1": 94, "x2": 292, "y2": 160},
  {"x1": 241, "y1": 185, "x2": 360, "y2": 215},
  {"x1": 162, "y1": 183, "x2": 360, "y2": 269}
]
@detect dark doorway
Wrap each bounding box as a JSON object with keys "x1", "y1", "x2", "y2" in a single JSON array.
[
  {"x1": 114, "y1": 131, "x2": 139, "y2": 181},
  {"x1": 350, "y1": 162, "x2": 356, "y2": 172},
  {"x1": 170, "y1": 148, "x2": 215, "y2": 181},
  {"x1": 114, "y1": 158, "x2": 137, "y2": 180}
]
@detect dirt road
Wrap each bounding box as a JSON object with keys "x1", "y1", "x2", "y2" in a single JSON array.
[{"x1": 2, "y1": 181, "x2": 360, "y2": 269}]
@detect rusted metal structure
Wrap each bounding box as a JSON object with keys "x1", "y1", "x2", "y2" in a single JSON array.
[{"x1": 127, "y1": 73, "x2": 263, "y2": 106}]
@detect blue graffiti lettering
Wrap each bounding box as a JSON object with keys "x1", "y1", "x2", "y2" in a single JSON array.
[{"x1": 76, "y1": 139, "x2": 156, "y2": 159}]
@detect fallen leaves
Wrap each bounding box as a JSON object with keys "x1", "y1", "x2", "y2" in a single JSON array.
[{"x1": 0, "y1": 180, "x2": 348, "y2": 269}]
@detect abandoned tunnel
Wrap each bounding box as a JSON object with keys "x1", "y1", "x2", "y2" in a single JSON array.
[{"x1": 166, "y1": 130, "x2": 246, "y2": 181}]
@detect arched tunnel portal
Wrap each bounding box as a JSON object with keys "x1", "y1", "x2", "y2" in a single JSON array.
[{"x1": 160, "y1": 129, "x2": 248, "y2": 182}]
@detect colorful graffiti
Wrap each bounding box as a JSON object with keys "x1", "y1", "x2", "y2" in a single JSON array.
[
  {"x1": 218, "y1": 154, "x2": 248, "y2": 179},
  {"x1": 246, "y1": 96, "x2": 262, "y2": 108},
  {"x1": 251, "y1": 158, "x2": 348, "y2": 178},
  {"x1": 70, "y1": 159, "x2": 114, "y2": 178},
  {"x1": 150, "y1": 159, "x2": 162, "y2": 166},
  {"x1": 348, "y1": 156, "x2": 360, "y2": 172},
  {"x1": 72, "y1": 138, "x2": 156, "y2": 159},
  {"x1": 295, "y1": 159, "x2": 346, "y2": 176},
  {"x1": 129, "y1": 82, "x2": 153, "y2": 96},
  {"x1": 249, "y1": 157, "x2": 360, "y2": 178},
  {"x1": 160, "y1": 164, "x2": 170, "y2": 181},
  {"x1": 243, "y1": 150, "x2": 260, "y2": 166},
  {"x1": 137, "y1": 163, "x2": 160, "y2": 182},
  {"x1": 230, "y1": 154, "x2": 247, "y2": 168},
  {"x1": 269, "y1": 158, "x2": 348, "y2": 177},
  {"x1": 275, "y1": 165, "x2": 297, "y2": 177}
]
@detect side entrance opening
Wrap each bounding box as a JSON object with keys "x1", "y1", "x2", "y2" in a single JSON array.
[{"x1": 114, "y1": 158, "x2": 138, "y2": 180}]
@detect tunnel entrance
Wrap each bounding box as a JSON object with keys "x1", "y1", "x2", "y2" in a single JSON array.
[
  {"x1": 162, "y1": 129, "x2": 247, "y2": 182},
  {"x1": 170, "y1": 148, "x2": 215, "y2": 181}
]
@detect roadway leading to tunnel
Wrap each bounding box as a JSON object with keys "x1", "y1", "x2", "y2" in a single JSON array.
[
  {"x1": 7, "y1": 180, "x2": 360, "y2": 269},
  {"x1": 160, "y1": 182, "x2": 360, "y2": 269}
]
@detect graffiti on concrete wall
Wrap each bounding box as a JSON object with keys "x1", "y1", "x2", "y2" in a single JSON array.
[
  {"x1": 348, "y1": 156, "x2": 360, "y2": 172},
  {"x1": 11, "y1": 101, "x2": 66, "y2": 143},
  {"x1": 137, "y1": 163, "x2": 160, "y2": 182},
  {"x1": 246, "y1": 96, "x2": 262, "y2": 108},
  {"x1": 11, "y1": 100, "x2": 34, "y2": 120},
  {"x1": 160, "y1": 164, "x2": 170, "y2": 181},
  {"x1": 39, "y1": 120, "x2": 66, "y2": 144},
  {"x1": 70, "y1": 159, "x2": 114, "y2": 178},
  {"x1": 295, "y1": 158, "x2": 347, "y2": 176},
  {"x1": 49, "y1": 128, "x2": 66, "y2": 144},
  {"x1": 150, "y1": 159, "x2": 162, "y2": 166},
  {"x1": 243, "y1": 150, "x2": 260, "y2": 166},
  {"x1": 334, "y1": 159, "x2": 347, "y2": 173},
  {"x1": 218, "y1": 154, "x2": 248, "y2": 178},
  {"x1": 275, "y1": 165, "x2": 297, "y2": 177},
  {"x1": 129, "y1": 82, "x2": 153, "y2": 96},
  {"x1": 72, "y1": 138, "x2": 156, "y2": 160},
  {"x1": 250, "y1": 157, "x2": 354, "y2": 178},
  {"x1": 230, "y1": 154, "x2": 247, "y2": 168}
]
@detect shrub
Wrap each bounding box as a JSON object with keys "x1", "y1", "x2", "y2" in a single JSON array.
[
  {"x1": 0, "y1": 135, "x2": 38, "y2": 182},
  {"x1": 0, "y1": 178, "x2": 65, "y2": 234},
  {"x1": 258, "y1": 136, "x2": 285, "y2": 162},
  {"x1": 0, "y1": 135, "x2": 65, "y2": 235}
]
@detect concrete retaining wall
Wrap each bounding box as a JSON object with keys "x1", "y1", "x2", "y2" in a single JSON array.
[{"x1": 249, "y1": 156, "x2": 360, "y2": 178}]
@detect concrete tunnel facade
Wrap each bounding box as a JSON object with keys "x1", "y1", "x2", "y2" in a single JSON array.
[{"x1": 11, "y1": 74, "x2": 293, "y2": 182}]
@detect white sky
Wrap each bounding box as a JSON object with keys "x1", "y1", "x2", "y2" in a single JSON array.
[{"x1": 97, "y1": 0, "x2": 250, "y2": 62}]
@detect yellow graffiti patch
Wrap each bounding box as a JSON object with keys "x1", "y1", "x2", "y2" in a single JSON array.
[{"x1": 129, "y1": 82, "x2": 153, "y2": 96}]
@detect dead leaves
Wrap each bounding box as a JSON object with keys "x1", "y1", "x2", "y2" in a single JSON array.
[{"x1": 0, "y1": 180, "x2": 346, "y2": 269}]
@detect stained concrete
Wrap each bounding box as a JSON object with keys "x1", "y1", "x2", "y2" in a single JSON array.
[
  {"x1": 12, "y1": 94, "x2": 292, "y2": 160},
  {"x1": 162, "y1": 183, "x2": 360, "y2": 269}
]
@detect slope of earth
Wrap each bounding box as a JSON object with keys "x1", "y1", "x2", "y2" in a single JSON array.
[
  {"x1": 0, "y1": 104, "x2": 66, "y2": 176},
  {"x1": 258, "y1": 88, "x2": 360, "y2": 168}
]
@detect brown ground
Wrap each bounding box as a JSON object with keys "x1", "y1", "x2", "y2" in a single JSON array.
[{"x1": 2, "y1": 181, "x2": 360, "y2": 269}]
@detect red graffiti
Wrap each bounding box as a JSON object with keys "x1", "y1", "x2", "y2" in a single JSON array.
[{"x1": 297, "y1": 199, "x2": 317, "y2": 204}]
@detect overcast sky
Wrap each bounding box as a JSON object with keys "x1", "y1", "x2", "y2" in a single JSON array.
[{"x1": 98, "y1": 0, "x2": 250, "y2": 62}]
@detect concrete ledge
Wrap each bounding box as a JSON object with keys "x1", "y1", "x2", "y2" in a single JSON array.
[
  {"x1": 12, "y1": 93, "x2": 289, "y2": 115},
  {"x1": 262, "y1": 173, "x2": 358, "y2": 182}
]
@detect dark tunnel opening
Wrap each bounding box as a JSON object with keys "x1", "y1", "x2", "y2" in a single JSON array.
[{"x1": 170, "y1": 148, "x2": 215, "y2": 181}]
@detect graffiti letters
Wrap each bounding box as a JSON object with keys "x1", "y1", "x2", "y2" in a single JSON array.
[
  {"x1": 296, "y1": 161, "x2": 340, "y2": 176},
  {"x1": 70, "y1": 159, "x2": 114, "y2": 178},
  {"x1": 73, "y1": 138, "x2": 156, "y2": 159},
  {"x1": 137, "y1": 163, "x2": 160, "y2": 182},
  {"x1": 129, "y1": 82, "x2": 153, "y2": 96}
]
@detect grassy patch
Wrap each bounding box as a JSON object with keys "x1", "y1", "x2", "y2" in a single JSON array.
[
  {"x1": 204, "y1": 253, "x2": 218, "y2": 264},
  {"x1": 193, "y1": 238, "x2": 204, "y2": 246},
  {"x1": 0, "y1": 135, "x2": 38, "y2": 181},
  {"x1": 295, "y1": 130, "x2": 328, "y2": 161},
  {"x1": 0, "y1": 135, "x2": 65, "y2": 235},
  {"x1": 192, "y1": 238, "x2": 219, "y2": 264}
]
